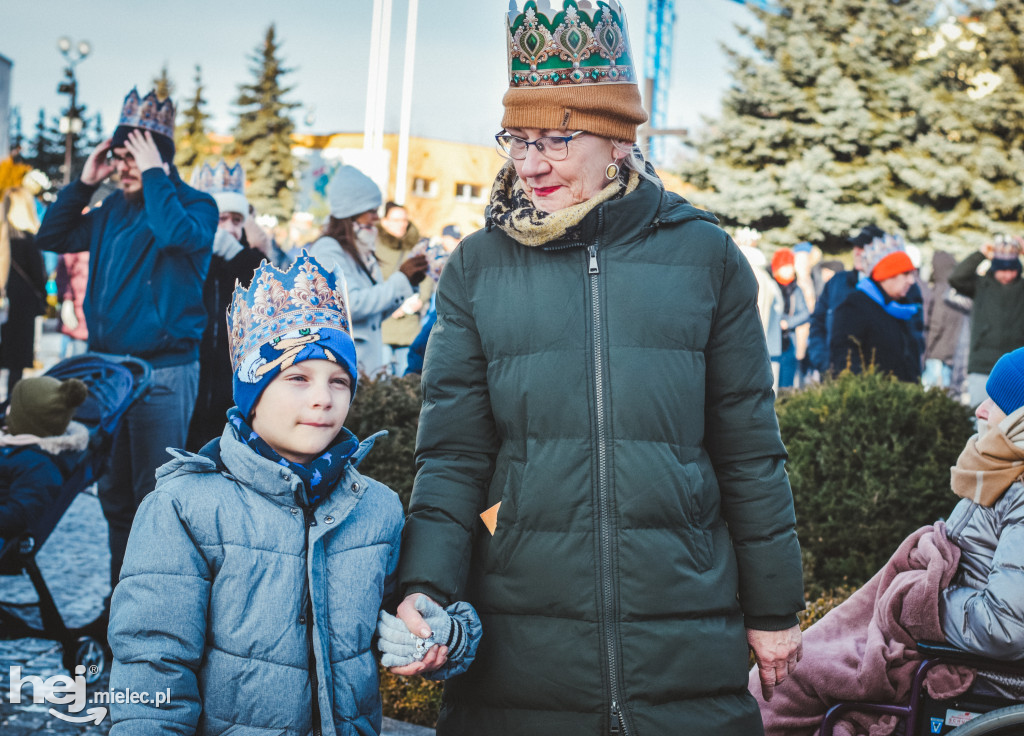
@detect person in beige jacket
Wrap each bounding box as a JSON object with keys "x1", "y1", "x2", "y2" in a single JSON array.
[{"x1": 376, "y1": 202, "x2": 432, "y2": 375}]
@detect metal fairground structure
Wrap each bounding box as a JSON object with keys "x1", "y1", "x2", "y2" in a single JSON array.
[{"x1": 642, "y1": 0, "x2": 779, "y2": 165}]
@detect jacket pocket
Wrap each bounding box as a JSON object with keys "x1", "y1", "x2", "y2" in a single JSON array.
[
  {"x1": 478, "y1": 458, "x2": 523, "y2": 575},
  {"x1": 680, "y1": 462, "x2": 714, "y2": 573}
]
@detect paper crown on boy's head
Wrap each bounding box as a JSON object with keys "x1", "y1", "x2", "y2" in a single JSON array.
[
  {"x1": 191, "y1": 160, "x2": 248, "y2": 215},
  {"x1": 502, "y1": 0, "x2": 648, "y2": 142},
  {"x1": 991, "y1": 234, "x2": 1022, "y2": 273},
  {"x1": 111, "y1": 88, "x2": 176, "y2": 163},
  {"x1": 227, "y1": 253, "x2": 359, "y2": 418},
  {"x1": 863, "y1": 232, "x2": 915, "y2": 282}
]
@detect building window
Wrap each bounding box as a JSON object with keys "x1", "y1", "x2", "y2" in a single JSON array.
[
  {"x1": 454, "y1": 182, "x2": 484, "y2": 203},
  {"x1": 412, "y1": 177, "x2": 437, "y2": 198}
]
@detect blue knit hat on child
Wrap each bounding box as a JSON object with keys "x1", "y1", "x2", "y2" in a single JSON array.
[
  {"x1": 986, "y1": 347, "x2": 1024, "y2": 416},
  {"x1": 227, "y1": 252, "x2": 358, "y2": 419}
]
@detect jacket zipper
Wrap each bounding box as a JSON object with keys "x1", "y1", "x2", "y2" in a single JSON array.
[
  {"x1": 303, "y1": 507, "x2": 323, "y2": 736},
  {"x1": 586, "y1": 214, "x2": 630, "y2": 736}
]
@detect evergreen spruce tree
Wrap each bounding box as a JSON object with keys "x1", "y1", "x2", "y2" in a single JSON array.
[
  {"x1": 152, "y1": 64, "x2": 175, "y2": 101},
  {"x1": 232, "y1": 24, "x2": 300, "y2": 220},
  {"x1": 175, "y1": 65, "x2": 214, "y2": 182},
  {"x1": 26, "y1": 109, "x2": 64, "y2": 185},
  {"x1": 678, "y1": 0, "x2": 1019, "y2": 252}
]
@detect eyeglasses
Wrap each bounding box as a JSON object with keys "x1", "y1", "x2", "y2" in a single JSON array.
[
  {"x1": 107, "y1": 151, "x2": 135, "y2": 165},
  {"x1": 495, "y1": 130, "x2": 585, "y2": 161}
]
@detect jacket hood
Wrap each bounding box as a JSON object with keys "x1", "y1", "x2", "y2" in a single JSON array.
[
  {"x1": 537, "y1": 176, "x2": 719, "y2": 250},
  {"x1": 156, "y1": 424, "x2": 388, "y2": 507},
  {"x1": 931, "y1": 251, "x2": 957, "y2": 283},
  {"x1": 0, "y1": 421, "x2": 89, "y2": 454}
]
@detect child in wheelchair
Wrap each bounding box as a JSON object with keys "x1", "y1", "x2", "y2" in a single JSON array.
[
  {"x1": 0, "y1": 376, "x2": 89, "y2": 541},
  {"x1": 755, "y1": 346, "x2": 1024, "y2": 734}
]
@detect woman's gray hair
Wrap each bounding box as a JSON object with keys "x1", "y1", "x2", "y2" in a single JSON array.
[{"x1": 613, "y1": 141, "x2": 663, "y2": 188}]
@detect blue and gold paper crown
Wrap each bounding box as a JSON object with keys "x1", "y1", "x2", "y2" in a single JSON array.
[
  {"x1": 117, "y1": 88, "x2": 175, "y2": 140},
  {"x1": 228, "y1": 253, "x2": 352, "y2": 378},
  {"x1": 506, "y1": 0, "x2": 636, "y2": 88},
  {"x1": 191, "y1": 160, "x2": 248, "y2": 214},
  {"x1": 191, "y1": 160, "x2": 245, "y2": 195}
]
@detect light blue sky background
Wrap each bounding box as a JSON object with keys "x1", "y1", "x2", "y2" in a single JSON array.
[{"x1": 4, "y1": 0, "x2": 755, "y2": 148}]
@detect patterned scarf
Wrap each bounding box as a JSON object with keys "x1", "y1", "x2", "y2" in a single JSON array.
[
  {"x1": 856, "y1": 278, "x2": 920, "y2": 321},
  {"x1": 227, "y1": 407, "x2": 357, "y2": 508},
  {"x1": 488, "y1": 161, "x2": 641, "y2": 247}
]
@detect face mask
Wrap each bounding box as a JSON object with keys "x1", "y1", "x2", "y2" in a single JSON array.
[{"x1": 355, "y1": 225, "x2": 377, "y2": 251}]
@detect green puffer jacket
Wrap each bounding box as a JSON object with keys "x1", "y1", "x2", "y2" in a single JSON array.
[
  {"x1": 948, "y1": 251, "x2": 1024, "y2": 375},
  {"x1": 398, "y1": 177, "x2": 804, "y2": 736}
]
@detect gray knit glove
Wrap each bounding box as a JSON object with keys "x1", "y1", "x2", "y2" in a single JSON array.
[{"x1": 377, "y1": 596, "x2": 476, "y2": 669}]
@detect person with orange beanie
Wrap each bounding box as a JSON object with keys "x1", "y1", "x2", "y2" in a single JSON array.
[
  {"x1": 829, "y1": 233, "x2": 922, "y2": 382},
  {"x1": 770, "y1": 248, "x2": 810, "y2": 389}
]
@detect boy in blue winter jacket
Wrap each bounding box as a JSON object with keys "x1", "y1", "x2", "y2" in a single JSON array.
[{"x1": 107, "y1": 254, "x2": 479, "y2": 736}]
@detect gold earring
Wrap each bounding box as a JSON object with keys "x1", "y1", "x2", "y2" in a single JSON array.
[{"x1": 605, "y1": 162, "x2": 620, "y2": 179}]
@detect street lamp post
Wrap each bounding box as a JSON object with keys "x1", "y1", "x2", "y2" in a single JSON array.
[{"x1": 56, "y1": 36, "x2": 90, "y2": 186}]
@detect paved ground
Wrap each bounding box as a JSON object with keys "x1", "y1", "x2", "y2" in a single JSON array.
[{"x1": 0, "y1": 320, "x2": 432, "y2": 735}]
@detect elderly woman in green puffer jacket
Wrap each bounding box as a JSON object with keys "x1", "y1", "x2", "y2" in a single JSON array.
[{"x1": 389, "y1": 2, "x2": 805, "y2": 735}]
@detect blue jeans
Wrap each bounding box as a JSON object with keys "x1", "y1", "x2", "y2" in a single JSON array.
[
  {"x1": 774, "y1": 343, "x2": 798, "y2": 388},
  {"x1": 98, "y1": 361, "x2": 199, "y2": 588},
  {"x1": 381, "y1": 344, "x2": 410, "y2": 377},
  {"x1": 922, "y1": 358, "x2": 952, "y2": 389}
]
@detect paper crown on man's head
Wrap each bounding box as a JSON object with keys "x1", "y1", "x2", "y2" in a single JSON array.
[
  {"x1": 112, "y1": 88, "x2": 176, "y2": 162},
  {"x1": 502, "y1": 0, "x2": 647, "y2": 141},
  {"x1": 227, "y1": 253, "x2": 359, "y2": 418},
  {"x1": 191, "y1": 160, "x2": 248, "y2": 215},
  {"x1": 863, "y1": 232, "x2": 915, "y2": 282}
]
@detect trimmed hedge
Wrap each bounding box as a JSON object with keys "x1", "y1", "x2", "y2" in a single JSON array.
[
  {"x1": 345, "y1": 373, "x2": 423, "y2": 511},
  {"x1": 777, "y1": 368, "x2": 974, "y2": 596},
  {"x1": 379, "y1": 665, "x2": 443, "y2": 727}
]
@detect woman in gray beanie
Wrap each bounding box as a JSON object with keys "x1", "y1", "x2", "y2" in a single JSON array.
[{"x1": 309, "y1": 165, "x2": 428, "y2": 376}]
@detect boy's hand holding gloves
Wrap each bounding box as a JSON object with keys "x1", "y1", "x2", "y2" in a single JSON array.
[{"x1": 377, "y1": 595, "x2": 481, "y2": 679}]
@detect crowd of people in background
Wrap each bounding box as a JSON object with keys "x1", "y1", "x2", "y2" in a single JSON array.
[
  {"x1": 0, "y1": 1, "x2": 1023, "y2": 731},
  {"x1": 738, "y1": 221, "x2": 1024, "y2": 412}
]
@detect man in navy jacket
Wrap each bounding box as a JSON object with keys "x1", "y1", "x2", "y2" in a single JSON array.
[{"x1": 34, "y1": 88, "x2": 216, "y2": 588}]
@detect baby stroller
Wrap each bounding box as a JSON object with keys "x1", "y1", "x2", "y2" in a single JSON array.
[{"x1": 0, "y1": 353, "x2": 151, "y2": 684}]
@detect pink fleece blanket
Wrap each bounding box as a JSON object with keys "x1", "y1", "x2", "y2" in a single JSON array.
[{"x1": 751, "y1": 522, "x2": 976, "y2": 736}]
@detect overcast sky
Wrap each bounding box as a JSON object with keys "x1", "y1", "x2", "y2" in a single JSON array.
[{"x1": 4, "y1": 0, "x2": 755, "y2": 148}]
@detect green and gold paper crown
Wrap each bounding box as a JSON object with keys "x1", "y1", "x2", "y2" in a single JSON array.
[{"x1": 506, "y1": 0, "x2": 636, "y2": 88}]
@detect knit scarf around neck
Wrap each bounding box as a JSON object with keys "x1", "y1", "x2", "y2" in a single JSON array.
[
  {"x1": 950, "y1": 405, "x2": 1024, "y2": 507},
  {"x1": 488, "y1": 161, "x2": 640, "y2": 247},
  {"x1": 856, "y1": 278, "x2": 920, "y2": 321},
  {"x1": 227, "y1": 408, "x2": 357, "y2": 508}
]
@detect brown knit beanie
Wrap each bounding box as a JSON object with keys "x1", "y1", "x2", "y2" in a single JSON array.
[
  {"x1": 502, "y1": 1, "x2": 648, "y2": 142},
  {"x1": 6, "y1": 377, "x2": 88, "y2": 437}
]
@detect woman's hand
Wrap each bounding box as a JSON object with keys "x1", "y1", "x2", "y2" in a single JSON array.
[
  {"x1": 398, "y1": 254, "x2": 429, "y2": 287},
  {"x1": 123, "y1": 130, "x2": 168, "y2": 175},
  {"x1": 747, "y1": 625, "x2": 802, "y2": 701},
  {"x1": 388, "y1": 593, "x2": 449, "y2": 675},
  {"x1": 81, "y1": 139, "x2": 114, "y2": 186}
]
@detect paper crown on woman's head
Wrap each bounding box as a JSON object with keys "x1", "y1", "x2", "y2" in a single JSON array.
[
  {"x1": 112, "y1": 88, "x2": 176, "y2": 162},
  {"x1": 191, "y1": 160, "x2": 248, "y2": 215},
  {"x1": 863, "y1": 232, "x2": 915, "y2": 281},
  {"x1": 227, "y1": 253, "x2": 359, "y2": 417},
  {"x1": 502, "y1": 0, "x2": 648, "y2": 141}
]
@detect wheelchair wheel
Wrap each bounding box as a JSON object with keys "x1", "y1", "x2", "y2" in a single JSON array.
[
  {"x1": 62, "y1": 635, "x2": 107, "y2": 685},
  {"x1": 946, "y1": 704, "x2": 1024, "y2": 735}
]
